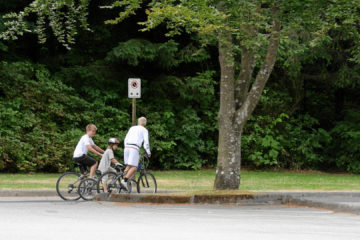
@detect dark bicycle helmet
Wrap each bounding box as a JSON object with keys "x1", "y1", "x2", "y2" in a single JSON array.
[{"x1": 108, "y1": 138, "x2": 120, "y2": 145}]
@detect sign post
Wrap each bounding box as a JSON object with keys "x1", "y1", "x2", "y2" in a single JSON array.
[{"x1": 128, "y1": 78, "x2": 141, "y2": 126}]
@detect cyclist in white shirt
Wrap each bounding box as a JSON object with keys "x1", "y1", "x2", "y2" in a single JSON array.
[
  {"x1": 73, "y1": 124, "x2": 104, "y2": 178},
  {"x1": 121, "y1": 117, "x2": 151, "y2": 190}
]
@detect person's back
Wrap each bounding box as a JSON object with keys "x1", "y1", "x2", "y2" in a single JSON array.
[
  {"x1": 124, "y1": 125, "x2": 150, "y2": 154},
  {"x1": 121, "y1": 117, "x2": 151, "y2": 190}
]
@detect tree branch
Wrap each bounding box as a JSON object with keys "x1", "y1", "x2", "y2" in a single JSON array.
[
  {"x1": 235, "y1": 47, "x2": 256, "y2": 110},
  {"x1": 234, "y1": 7, "x2": 281, "y2": 129}
]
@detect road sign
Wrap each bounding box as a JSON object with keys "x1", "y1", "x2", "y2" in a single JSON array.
[{"x1": 128, "y1": 78, "x2": 141, "y2": 98}]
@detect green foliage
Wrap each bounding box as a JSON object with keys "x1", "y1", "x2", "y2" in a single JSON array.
[
  {"x1": 1, "y1": 0, "x2": 360, "y2": 175},
  {"x1": 329, "y1": 110, "x2": 360, "y2": 173},
  {"x1": 0, "y1": 61, "x2": 129, "y2": 172},
  {"x1": 107, "y1": 39, "x2": 180, "y2": 68},
  {"x1": 101, "y1": 0, "x2": 143, "y2": 24},
  {"x1": 0, "y1": 39, "x2": 218, "y2": 172},
  {"x1": 0, "y1": 0, "x2": 90, "y2": 49},
  {"x1": 140, "y1": 71, "x2": 218, "y2": 170},
  {"x1": 243, "y1": 89, "x2": 332, "y2": 170}
]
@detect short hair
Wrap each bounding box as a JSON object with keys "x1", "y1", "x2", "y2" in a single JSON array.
[
  {"x1": 138, "y1": 117, "x2": 147, "y2": 126},
  {"x1": 86, "y1": 123, "x2": 97, "y2": 132}
]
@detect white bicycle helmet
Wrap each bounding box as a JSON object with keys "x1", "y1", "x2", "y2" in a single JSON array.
[{"x1": 108, "y1": 138, "x2": 120, "y2": 145}]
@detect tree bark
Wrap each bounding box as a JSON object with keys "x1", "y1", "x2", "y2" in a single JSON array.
[{"x1": 214, "y1": 32, "x2": 240, "y2": 190}]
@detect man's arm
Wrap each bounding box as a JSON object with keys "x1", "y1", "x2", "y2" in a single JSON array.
[
  {"x1": 143, "y1": 129, "x2": 151, "y2": 156},
  {"x1": 87, "y1": 145, "x2": 103, "y2": 157},
  {"x1": 93, "y1": 144, "x2": 105, "y2": 154}
]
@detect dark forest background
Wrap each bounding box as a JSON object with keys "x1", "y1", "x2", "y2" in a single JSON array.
[{"x1": 0, "y1": 0, "x2": 359, "y2": 173}]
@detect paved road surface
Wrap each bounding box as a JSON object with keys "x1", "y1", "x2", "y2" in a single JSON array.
[{"x1": 0, "y1": 197, "x2": 359, "y2": 240}]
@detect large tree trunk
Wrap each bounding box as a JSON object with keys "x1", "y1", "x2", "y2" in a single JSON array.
[
  {"x1": 214, "y1": 33, "x2": 240, "y2": 190},
  {"x1": 214, "y1": 7, "x2": 281, "y2": 190}
]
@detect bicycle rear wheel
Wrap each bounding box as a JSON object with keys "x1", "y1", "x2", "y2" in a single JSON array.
[
  {"x1": 97, "y1": 172, "x2": 121, "y2": 194},
  {"x1": 78, "y1": 178, "x2": 98, "y2": 201},
  {"x1": 137, "y1": 172, "x2": 157, "y2": 193},
  {"x1": 56, "y1": 172, "x2": 82, "y2": 201}
]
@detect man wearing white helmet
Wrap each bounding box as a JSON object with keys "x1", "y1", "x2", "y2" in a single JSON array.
[{"x1": 121, "y1": 117, "x2": 151, "y2": 190}]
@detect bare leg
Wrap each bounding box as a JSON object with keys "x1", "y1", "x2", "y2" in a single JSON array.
[
  {"x1": 89, "y1": 162, "x2": 98, "y2": 178},
  {"x1": 124, "y1": 166, "x2": 137, "y2": 179},
  {"x1": 124, "y1": 165, "x2": 131, "y2": 174}
]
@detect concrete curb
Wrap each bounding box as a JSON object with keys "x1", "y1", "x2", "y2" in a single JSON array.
[
  {"x1": 0, "y1": 190, "x2": 57, "y2": 197},
  {"x1": 95, "y1": 192, "x2": 291, "y2": 205},
  {"x1": 2, "y1": 190, "x2": 360, "y2": 214},
  {"x1": 95, "y1": 191, "x2": 360, "y2": 214},
  {"x1": 287, "y1": 198, "x2": 360, "y2": 214}
]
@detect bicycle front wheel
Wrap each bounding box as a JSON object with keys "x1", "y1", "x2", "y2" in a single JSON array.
[
  {"x1": 137, "y1": 172, "x2": 157, "y2": 194},
  {"x1": 78, "y1": 178, "x2": 98, "y2": 201},
  {"x1": 56, "y1": 172, "x2": 81, "y2": 201},
  {"x1": 97, "y1": 172, "x2": 121, "y2": 194}
]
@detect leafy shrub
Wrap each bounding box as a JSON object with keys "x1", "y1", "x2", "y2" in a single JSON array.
[
  {"x1": 0, "y1": 59, "x2": 218, "y2": 172},
  {"x1": 0, "y1": 61, "x2": 129, "y2": 172},
  {"x1": 242, "y1": 88, "x2": 332, "y2": 170},
  {"x1": 328, "y1": 110, "x2": 360, "y2": 173}
]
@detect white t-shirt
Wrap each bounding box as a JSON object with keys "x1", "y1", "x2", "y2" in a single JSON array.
[
  {"x1": 73, "y1": 134, "x2": 95, "y2": 158},
  {"x1": 98, "y1": 149, "x2": 114, "y2": 173},
  {"x1": 124, "y1": 125, "x2": 151, "y2": 154}
]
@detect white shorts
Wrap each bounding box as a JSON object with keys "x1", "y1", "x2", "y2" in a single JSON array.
[{"x1": 124, "y1": 148, "x2": 140, "y2": 167}]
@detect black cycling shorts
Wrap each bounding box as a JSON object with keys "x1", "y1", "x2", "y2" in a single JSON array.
[{"x1": 73, "y1": 154, "x2": 97, "y2": 167}]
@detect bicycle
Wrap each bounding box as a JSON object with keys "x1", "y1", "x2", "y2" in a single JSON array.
[
  {"x1": 96, "y1": 163, "x2": 132, "y2": 194},
  {"x1": 97, "y1": 154, "x2": 157, "y2": 194},
  {"x1": 56, "y1": 162, "x2": 101, "y2": 201}
]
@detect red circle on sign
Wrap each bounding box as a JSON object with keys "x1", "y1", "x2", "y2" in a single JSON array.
[{"x1": 131, "y1": 81, "x2": 138, "y2": 89}]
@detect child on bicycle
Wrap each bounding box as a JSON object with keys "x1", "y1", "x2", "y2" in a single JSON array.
[
  {"x1": 73, "y1": 124, "x2": 104, "y2": 179},
  {"x1": 98, "y1": 138, "x2": 122, "y2": 192}
]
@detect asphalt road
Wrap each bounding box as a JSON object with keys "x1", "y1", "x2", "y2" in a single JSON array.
[{"x1": 0, "y1": 197, "x2": 359, "y2": 240}]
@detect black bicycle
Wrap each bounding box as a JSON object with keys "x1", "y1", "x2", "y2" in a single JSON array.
[
  {"x1": 96, "y1": 163, "x2": 131, "y2": 194},
  {"x1": 56, "y1": 162, "x2": 101, "y2": 201},
  {"x1": 97, "y1": 154, "x2": 157, "y2": 194}
]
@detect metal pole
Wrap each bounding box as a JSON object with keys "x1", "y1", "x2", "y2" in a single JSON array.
[{"x1": 132, "y1": 98, "x2": 136, "y2": 126}]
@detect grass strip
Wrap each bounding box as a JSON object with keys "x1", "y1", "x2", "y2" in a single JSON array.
[{"x1": 0, "y1": 170, "x2": 359, "y2": 191}]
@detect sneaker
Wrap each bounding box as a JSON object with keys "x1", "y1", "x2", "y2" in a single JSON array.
[{"x1": 121, "y1": 179, "x2": 128, "y2": 191}]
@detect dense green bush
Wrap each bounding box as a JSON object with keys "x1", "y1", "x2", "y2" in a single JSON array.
[
  {"x1": 0, "y1": 61, "x2": 129, "y2": 172},
  {"x1": 242, "y1": 89, "x2": 332, "y2": 170},
  {"x1": 0, "y1": 59, "x2": 218, "y2": 172},
  {"x1": 328, "y1": 110, "x2": 360, "y2": 173}
]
